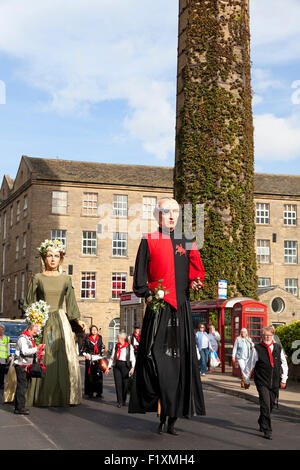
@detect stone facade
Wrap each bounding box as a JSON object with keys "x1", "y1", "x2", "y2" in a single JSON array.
[{"x1": 0, "y1": 156, "x2": 173, "y2": 346}]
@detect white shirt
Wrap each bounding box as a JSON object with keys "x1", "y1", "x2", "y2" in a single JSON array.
[
  {"x1": 108, "y1": 343, "x2": 136, "y2": 369},
  {"x1": 14, "y1": 335, "x2": 37, "y2": 366},
  {"x1": 242, "y1": 344, "x2": 288, "y2": 384}
]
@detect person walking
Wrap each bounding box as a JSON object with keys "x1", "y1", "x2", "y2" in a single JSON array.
[
  {"x1": 14, "y1": 324, "x2": 44, "y2": 415},
  {"x1": 0, "y1": 324, "x2": 10, "y2": 390},
  {"x1": 82, "y1": 325, "x2": 105, "y2": 399},
  {"x1": 106, "y1": 332, "x2": 135, "y2": 408},
  {"x1": 128, "y1": 197, "x2": 206, "y2": 436},
  {"x1": 242, "y1": 326, "x2": 288, "y2": 440},
  {"x1": 232, "y1": 328, "x2": 254, "y2": 387},
  {"x1": 130, "y1": 325, "x2": 141, "y2": 358},
  {"x1": 207, "y1": 325, "x2": 220, "y2": 372},
  {"x1": 196, "y1": 324, "x2": 211, "y2": 376}
]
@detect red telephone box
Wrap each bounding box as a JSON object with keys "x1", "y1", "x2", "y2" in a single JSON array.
[{"x1": 231, "y1": 300, "x2": 267, "y2": 377}]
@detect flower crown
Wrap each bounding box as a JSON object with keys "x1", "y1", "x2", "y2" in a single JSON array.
[{"x1": 37, "y1": 239, "x2": 66, "y2": 256}]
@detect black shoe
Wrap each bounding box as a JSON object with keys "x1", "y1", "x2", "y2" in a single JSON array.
[
  {"x1": 158, "y1": 422, "x2": 165, "y2": 434},
  {"x1": 117, "y1": 403, "x2": 121, "y2": 408},
  {"x1": 264, "y1": 431, "x2": 272, "y2": 440},
  {"x1": 167, "y1": 417, "x2": 179, "y2": 436},
  {"x1": 122, "y1": 402, "x2": 127, "y2": 406},
  {"x1": 96, "y1": 394, "x2": 104, "y2": 399},
  {"x1": 14, "y1": 408, "x2": 29, "y2": 415}
]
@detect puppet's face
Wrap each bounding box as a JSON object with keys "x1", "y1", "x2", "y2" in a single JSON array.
[
  {"x1": 44, "y1": 249, "x2": 61, "y2": 271},
  {"x1": 157, "y1": 198, "x2": 180, "y2": 231}
]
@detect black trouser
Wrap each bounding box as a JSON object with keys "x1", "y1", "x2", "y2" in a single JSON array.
[
  {"x1": 113, "y1": 360, "x2": 130, "y2": 405},
  {"x1": 15, "y1": 366, "x2": 29, "y2": 411},
  {"x1": 257, "y1": 385, "x2": 278, "y2": 432},
  {"x1": 0, "y1": 364, "x2": 6, "y2": 389}
]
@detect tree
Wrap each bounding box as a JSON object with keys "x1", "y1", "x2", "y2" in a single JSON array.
[{"x1": 175, "y1": 0, "x2": 257, "y2": 299}]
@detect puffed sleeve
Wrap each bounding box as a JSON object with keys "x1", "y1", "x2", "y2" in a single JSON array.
[
  {"x1": 133, "y1": 238, "x2": 152, "y2": 299},
  {"x1": 23, "y1": 275, "x2": 38, "y2": 310},
  {"x1": 65, "y1": 276, "x2": 81, "y2": 321},
  {"x1": 188, "y1": 242, "x2": 205, "y2": 285}
]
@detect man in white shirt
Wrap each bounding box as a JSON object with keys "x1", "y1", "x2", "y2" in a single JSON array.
[
  {"x1": 242, "y1": 326, "x2": 288, "y2": 440},
  {"x1": 106, "y1": 332, "x2": 136, "y2": 407}
]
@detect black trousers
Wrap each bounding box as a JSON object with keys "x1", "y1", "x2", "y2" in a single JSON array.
[
  {"x1": 0, "y1": 364, "x2": 6, "y2": 388},
  {"x1": 113, "y1": 360, "x2": 130, "y2": 405},
  {"x1": 257, "y1": 385, "x2": 278, "y2": 432},
  {"x1": 15, "y1": 366, "x2": 30, "y2": 411}
]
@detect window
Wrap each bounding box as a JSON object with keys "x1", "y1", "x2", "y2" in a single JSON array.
[
  {"x1": 2, "y1": 245, "x2": 6, "y2": 275},
  {"x1": 82, "y1": 231, "x2": 97, "y2": 255},
  {"x1": 256, "y1": 203, "x2": 270, "y2": 224},
  {"x1": 51, "y1": 230, "x2": 67, "y2": 249},
  {"x1": 271, "y1": 297, "x2": 285, "y2": 314},
  {"x1": 285, "y1": 278, "x2": 298, "y2": 296},
  {"x1": 112, "y1": 195, "x2": 127, "y2": 218},
  {"x1": 108, "y1": 318, "x2": 120, "y2": 352},
  {"x1": 257, "y1": 240, "x2": 270, "y2": 263},
  {"x1": 125, "y1": 307, "x2": 130, "y2": 334},
  {"x1": 3, "y1": 212, "x2": 6, "y2": 239},
  {"x1": 247, "y1": 316, "x2": 264, "y2": 344},
  {"x1": 16, "y1": 236, "x2": 20, "y2": 260},
  {"x1": 284, "y1": 240, "x2": 297, "y2": 264},
  {"x1": 112, "y1": 232, "x2": 127, "y2": 257},
  {"x1": 258, "y1": 277, "x2": 271, "y2": 288},
  {"x1": 143, "y1": 196, "x2": 157, "y2": 220},
  {"x1": 82, "y1": 192, "x2": 98, "y2": 216},
  {"x1": 80, "y1": 272, "x2": 96, "y2": 299},
  {"x1": 23, "y1": 232, "x2": 27, "y2": 257},
  {"x1": 284, "y1": 204, "x2": 296, "y2": 226},
  {"x1": 23, "y1": 195, "x2": 28, "y2": 218},
  {"x1": 132, "y1": 308, "x2": 137, "y2": 330},
  {"x1": 52, "y1": 191, "x2": 68, "y2": 214},
  {"x1": 14, "y1": 275, "x2": 18, "y2": 301},
  {"x1": 112, "y1": 272, "x2": 127, "y2": 299},
  {"x1": 10, "y1": 206, "x2": 13, "y2": 227},
  {"x1": 21, "y1": 273, "x2": 25, "y2": 299},
  {"x1": 16, "y1": 201, "x2": 20, "y2": 223}
]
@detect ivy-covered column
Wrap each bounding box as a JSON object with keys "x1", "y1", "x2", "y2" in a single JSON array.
[{"x1": 174, "y1": 0, "x2": 257, "y2": 299}]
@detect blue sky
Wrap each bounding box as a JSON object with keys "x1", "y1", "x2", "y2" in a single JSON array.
[{"x1": 1, "y1": 0, "x2": 300, "y2": 182}]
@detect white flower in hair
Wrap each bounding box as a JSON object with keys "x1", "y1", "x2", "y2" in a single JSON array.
[{"x1": 37, "y1": 239, "x2": 66, "y2": 256}]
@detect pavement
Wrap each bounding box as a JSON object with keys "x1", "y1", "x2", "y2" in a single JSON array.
[{"x1": 200, "y1": 364, "x2": 300, "y2": 417}]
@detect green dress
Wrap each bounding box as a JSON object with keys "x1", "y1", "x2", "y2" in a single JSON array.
[{"x1": 24, "y1": 273, "x2": 82, "y2": 407}]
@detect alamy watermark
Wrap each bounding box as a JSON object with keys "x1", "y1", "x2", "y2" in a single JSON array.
[
  {"x1": 96, "y1": 203, "x2": 204, "y2": 249},
  {"x1": 0, "y1": 80, "x2": 6, "y2": 104},
  {"x1": 292, "y1": 340, "x2": 300, "y2": 365}
]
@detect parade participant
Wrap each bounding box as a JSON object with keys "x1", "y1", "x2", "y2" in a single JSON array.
[
  {"x1": 83, "y1": 325, "x2": 105, "y2": 399},
  {"x1": 128, "y1": 197, "x2": 206, "y2": 435},
  {"x1": 130, "y1": 324, "x2": 141, "y2": 357},
  {"x1": 232, "y1": 328, "x2": 253, "y2": 388},
  {"x1": 0, "y1": 324, "x2": 10, "y2": 390},
  {"x1": 242, "y1": 326, "x2": 288, "y2": 440},
  {"x1": 4, "y1": 240, "x2": 85, "y2": 407},
  {"x1": 14, "y1": 323, "x2": 43, "y2": 415},
  {"x1": 106, "y1": 332, "x2": 135, "y2": 407}
]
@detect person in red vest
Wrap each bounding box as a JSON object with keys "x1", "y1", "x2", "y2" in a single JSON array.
[
  {"x1": 128, "y1": 197, "x2": 206, "y2": 435},
  {"x1": 130, "y1": 324, "x2": 141, "y2": 357}
]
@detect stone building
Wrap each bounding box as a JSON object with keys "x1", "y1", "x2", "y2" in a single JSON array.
[
  {"x1": 1, "y1": 156, "x2": 300, "y2": 346},
  {"x1": 0, "y1": 156, "x2": 173, "y2": 347}
]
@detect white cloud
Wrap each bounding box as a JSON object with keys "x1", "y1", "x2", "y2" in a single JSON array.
[
  {"x1": 254, "y1": 113, "x2": 300, "y2": 161},
  {"x1": 0, "y1": 0, "x2": 177, "y2": 160}
]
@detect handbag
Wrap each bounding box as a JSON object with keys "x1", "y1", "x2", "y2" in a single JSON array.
[
  {"x1": 209, "y1": 351, "x2": 221, "y2": 368},
  {"x1": 26, "y1": 345, "x2": 46, "y2": 379}
]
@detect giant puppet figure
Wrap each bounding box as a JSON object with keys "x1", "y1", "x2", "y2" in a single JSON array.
[{"x1": 128, "y1": 197, "x2": 206, "y2": 435}]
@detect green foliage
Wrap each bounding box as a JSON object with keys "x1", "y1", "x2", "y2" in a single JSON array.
[
  {"x1": 275, "y1": 321, "x2": 300, "y2": 364},
  {"x1": 175, "y1": 0, "x2": 257, "y2": 300}
]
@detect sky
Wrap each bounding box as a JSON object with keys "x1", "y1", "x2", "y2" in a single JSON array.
[{"x1": 0, "y1": 0, "x2": 300, "y2": 182}]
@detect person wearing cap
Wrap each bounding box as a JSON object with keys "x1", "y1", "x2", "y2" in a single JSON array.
[
  {"x1": 128, "y1": 197, "x2": 206, "y2": 436},
  {"x1": 242, "y1": 326, "x2": 288, "y2": 440},
  {"x1": 0, "y1": 324, "x2": 11, "y2": 389},
  {"x1": 105, "y1": 332, "x2": 136, "y2": 407}
]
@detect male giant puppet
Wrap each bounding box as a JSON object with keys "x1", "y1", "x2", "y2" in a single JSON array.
[{"x1": 128, "y1": 197, "x2": 206, "y2": 435}]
